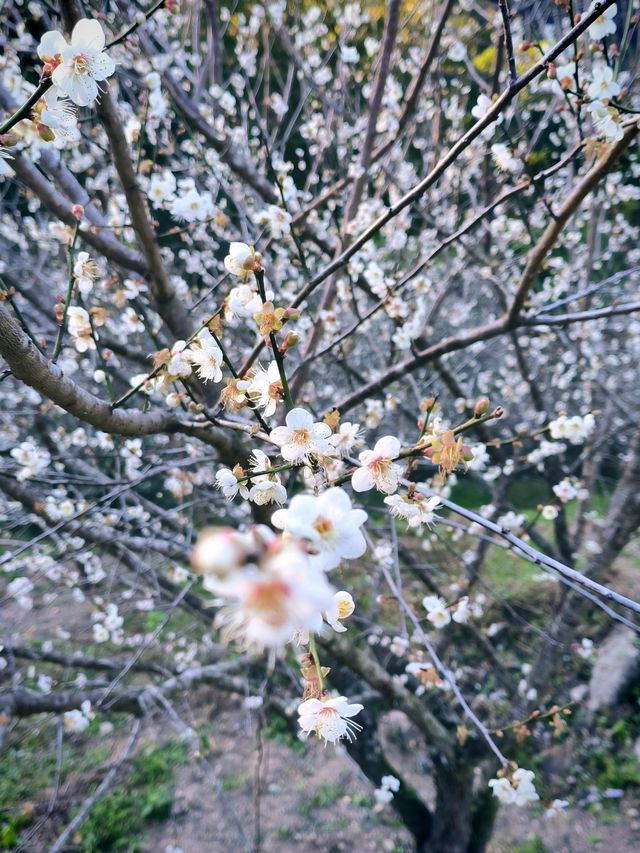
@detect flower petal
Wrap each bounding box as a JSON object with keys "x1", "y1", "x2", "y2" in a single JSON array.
[
  {"x1": 285, "y1": 407, "x2": 313, "y2": 429},
  {"x1": 351, "y1": 467, "x2": 373, "y2": 492},
  {"x1": 72, "y1": 18, "x2": 106, "y2": 51},
  {"x1": 374, "y1": 435, "x2": 401, "y2": 458}
]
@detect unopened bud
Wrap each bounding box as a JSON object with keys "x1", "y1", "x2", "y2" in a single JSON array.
[
  {"x1": 0, "y1": 131, "x2": 18, "y2": 148},
  {"x1": 280, "y1": 330, "x2": 300, "y2": 352},
  {"x1": 520, "y1": 40, "x2": 533, "y2": 50},
  {"x1": 419, "y1": 397, "x2": 435, "y2": 412},
  {"x1": 283, "y1": 307, "x2": 301, "y2": 321},
  {"x1": 37, "y1": 124, "x2": 55, "y2": 143},
  {"x1": 473, "y1": 397, "x2": 490, "y2": 418},
  {"x1": 546, "y1": 63, "x2": 556, "y2": 79},
  {"x1": 71, "y1": 204, "x2": 84, "y2": 221},
  {"x1": 493, "y1": 406, "x2": 505, "y2": 419}
]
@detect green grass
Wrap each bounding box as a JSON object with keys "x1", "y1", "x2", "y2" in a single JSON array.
[
  {"x1": 0, "y1": 726, "x2": 189, "y2": 852},
  {"x1": 512, "y1": 839, "x2": 548, "y2": 853},
  {"x1": 263, "y1": 712, "x2": 305, "y2": 754},
  {"x1": 0, "y1": 728, "x2": 112, "y2": 849},
  {"x1": 298, "y1": 782, "x2": 343, "y2": 816},
  {"x1": 482, "y1": 544, "x2": 544, "y2": 599},
  {"x1": 78, "y1": 740, "x2": 188, "y2": 852}
]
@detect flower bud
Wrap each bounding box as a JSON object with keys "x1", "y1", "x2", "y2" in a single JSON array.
[
  {"x1": 283, "y1": 307, "x2": 301, "y2": 321},
  {"x1": 473, "y1": 397, "x2": 490, "y2": 418},
  {"x1": 71, "y1": 204, "x2": 84, "y2": 221},
  {"x1": 280, "y1": 330, "x2": 300, "y2": 352},
  {"x1": 37, "y1": 124, "x2": 55, "y2": 143}
]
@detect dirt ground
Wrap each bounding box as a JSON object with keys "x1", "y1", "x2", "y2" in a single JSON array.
[{"x1": 140, "y1": 691, "x2": 640, "y2": 853}]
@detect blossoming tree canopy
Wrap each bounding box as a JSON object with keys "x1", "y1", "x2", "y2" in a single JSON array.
[{"x1": 1, "y1": 0, "x2": 640, "y2": 849}]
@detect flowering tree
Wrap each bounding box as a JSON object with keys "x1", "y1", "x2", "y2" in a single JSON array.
[{"x1": 1, "y1": 0, "x2": 639, "y2": 850}]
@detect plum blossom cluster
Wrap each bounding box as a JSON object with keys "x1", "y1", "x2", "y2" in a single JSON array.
[
  {"x1": 488, "y1": 768, "x2": 540, "y2": 807},
  {"x1": 423, "y1": 594, "x2": 477, "y2": 629},
  {"x1": 190, "y1": 496, "x2": 362, "y2": 653},
  {"x1": 548, "y1": 413, "x2": 595, "y2": 445},
  {"x1": 374, "y1": 774, "x2": 401, "y2": 805}
]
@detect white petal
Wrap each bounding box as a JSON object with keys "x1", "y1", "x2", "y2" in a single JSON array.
[
  {"x1": 285, "y1": 407, "x2": 313, "y2": 429},
  {"x1": 72, "y1": 19, "x2": 106, "y2": 51},
  {"x1": 374, "y1": 435, "x2": 401, "y2": 458},
  {"x1": 351, "y1": 467, "x2": 373, "y2": 492},
  {"x1": 90, "y1": 52, "x2": 116, "y2": 81},
  {"x1": 298, "y1": 698, "x2": 323, "y2": 716},
  {"x1": 38, "y1": 30, "x2": 67, "y2": 59}
]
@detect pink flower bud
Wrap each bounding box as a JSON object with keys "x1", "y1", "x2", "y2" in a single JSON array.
[{"x1": 71, "y1": 204, "x2": 84, "y2": 221}]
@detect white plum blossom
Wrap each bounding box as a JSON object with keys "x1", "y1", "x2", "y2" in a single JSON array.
[
  {"x1": 423, "y1": 595, "x2": 451, "y2": 629},
  {"x1": 7, "y1": 577, "x2": 34, "y2": 610},
  {"x1": 11, "y1": 440, "x2": 51, "y2": 481},
  {"x1": 471, "y1": 93, "x2": 503, "y2": 126},
  {"x1": 272, "y1": 487, "x2": 367, "y2": 570},
  {"x1": 39, "y1": 19, "x2": 116, "y2": 107},
  {"x1": 491, "y1": 143, "x2": 521, "y2": 173},
  {"x1": 545, "y1": 798, "x2": 570, "y2": 817},
  {"x1": 248, "y1": 478, "x2": 287, "y2": 506},
  {"x1": 553, "y1": 478, "x2": 577, "y2": 502},
  {"x1": 64, "y1": 700, "x2": 94, "y2": 733},
  {"x1": 256, "y1": 205, "x2": 292, "y2": 239},
  {"x1": 328, "y1": 422, "x2": 363, "y2": 456},
  {"x1": 242, "y1": 361, "x2": 282, "y2": 416},
  {"x1": 73, "y1": 251, "x2": 99, "y2": 297},
  {"x1": 215, "y1": 468, "x2": 249, "y2": 501},
  {"x1": 67, "y1": 306, "x2": 95, "y2": 352},
  {"x1": 148, "y1": 170, "x2": 177, "y2": 205},
  {"x1": 467, "y1": 443, "x2": 490, "y2": 471},
  {"x1": 451, "y1": 596, "x2": 472, "y2": 624},
  {"x1": 224, "y1": 242, "x2": 261, "y2": 279},
  {"x1": 213, "y1": 542, "x2": 335, "y2": 651},
  {"x1": 166, "y1": 341, "x2": 193, "y2": 379},
  {"x1": 169, "y1": 188, "x2": 214, "y2": 223},
  {"x1": 588, "y1": 100, "x2": 624, "y2": 141},
  {"x1": 227, "y1": 284, "x2": 264, "y2": 318},
  {"x1": 374, "y1": 774, "x2": 400, "y2": 805},
  {"x1": 189, "y1": 330, "x2": 224, "y2": 383},
  {"x1": 384, "y1": 493, "x2": 441, "y2": 528},
  {"x1": 324, "y1": 591, "x2": 355, "y2": 632},
  {"x1": 269, "y1": 408, "x2": 332, "y2": 463},
  {"x1": 497, "y1": 511, "x2": 526, "y2": 531},
  {"x1": 489, "y1": 768, "x2": 539, "y2": 807},
  {"x1": 38, "y1": 89, "x2": 79, "y2": 141},
  {"x1": 587, "y1": 64, "x2": 621, "y2": 101},
  {"x1": 297, "y1": 695, "x2": 364, "y2": 744},
  {"x1": 352, "y1": 435, "x2": 402, "y2": 495},
  {"x1": 587, "y1": 2, "x2": 617, "y2": 40},
  {"x1": 548, "y1": 413, "x2": 595, "y2": 445}
]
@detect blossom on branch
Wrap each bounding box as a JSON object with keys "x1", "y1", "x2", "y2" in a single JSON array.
[
  {"x1": 351, "y1": 435, "x2": 402, "y2": 494},
  {"x1": 39, "y1": 20, "x2": 116, "y2": 107},
  {"x1": 271, "y1": 487, "x2": 367, "y2": 570},
  {"x1": 297, "y1": 695, "x2": 364, "y2": 744},
  {"x1": 269, "y1": 407, "x2": 333, "y2": 464}
]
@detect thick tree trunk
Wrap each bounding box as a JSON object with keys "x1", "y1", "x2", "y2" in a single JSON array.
[{"x1": 421, "y1": 763, "x2": 497, "y2": 853}]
